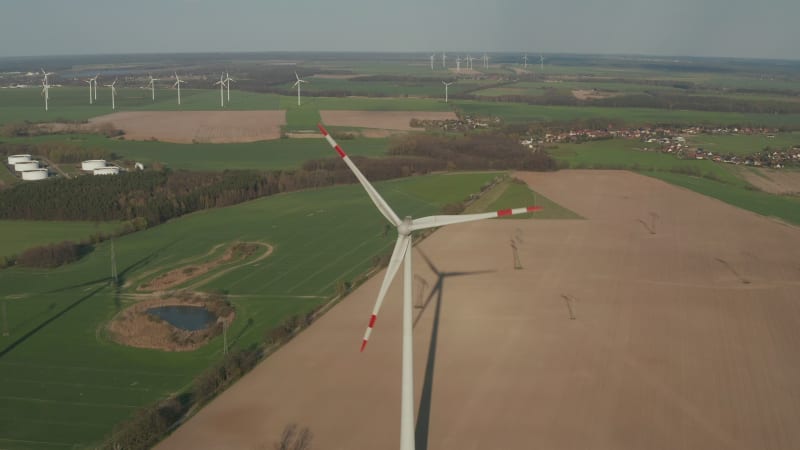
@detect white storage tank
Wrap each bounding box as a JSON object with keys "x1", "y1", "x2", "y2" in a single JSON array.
[
  {"x1": 21, "y1": 169, "x2": 48, "y2": 181},
  {"x1": 82, "y1": 160, "x2": 107, "y2": 171},
  {"x1": 14, "y1": 161, "x2": 39, "y2": 172},
  {"x1": 7, "y1": 154, "x2": 31, "y2": 165},
  {"x1": 93, "y1": 166, "x2": 120, "y2": 176}
]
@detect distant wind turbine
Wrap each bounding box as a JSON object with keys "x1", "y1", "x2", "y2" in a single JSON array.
[
  {"x1": 173, "y1": 72, "x2": 185, "y2": 105},
  {"x1": 105, "y1": 78, "x2": 117, "y2": 110},
  {"x1": 293, "y1": 71, "x2": 308, "y2": 106},
  {"x1": 540, "y1": 54, "x2": 545, "y2": 71},
  {"x1": 40, "y1": 68, "x2": 54, "y2": 111},
  {"x1": 213, "y1": 73, "x2": 226, "y2": 108},
  {"x1": 455, "y1": 57, "x2": 461, "y2": 73},
  {"x1": 483, "y1": 53, "x2": 489, "y2": 69},
  {"x1": 430, "y1": 53, "x2": 435, "y2": 71},
  {"x1": 91, "y1": 74, "x2": 99, "y2": 100},
  {"x1": 466, "y1": 55, "x2": 475, "y2": 70},
  {"x1": 442, "y1": 52, "x2": 447, "y2": 68},
  {"x1": 442, "y1": 80, "x2": 453, "y2": 103},
  {"x1": 523, "y1": 54, "x2": 528, "y2": 69},
  {"x1": 224, "y1": 72, "x2": 235, "y2": 102},
  {"x1": 84, "y1": 78, "x2": 93, "y2": 104},
  {"x1": 146, "y1": 74, "x2": 159, "y2": 101}
]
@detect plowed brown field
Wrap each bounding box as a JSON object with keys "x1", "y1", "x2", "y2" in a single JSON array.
[
  {"x1": 88, "y1": 111, "x2": 286, "y2": 143},
  {"x1": 157, "y1": 170, "x2": 800, "y2": 450}
]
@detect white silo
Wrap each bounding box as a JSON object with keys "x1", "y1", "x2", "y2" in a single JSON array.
[
  {"x1": 21, "y1": 169, "x2": 48, "y2": 181},
  {"x1": 7, "y1": 154, "x2": 32, "y2": 165},
  {"x1": 14, "y1": 161, "x2": 39, "y2": 172},
  {"x1": 93, "y1": 166, "x2": 120, "y2": 176},
  {"x1": 82, "y1": 160, "x2": 107, "y2": 171}
]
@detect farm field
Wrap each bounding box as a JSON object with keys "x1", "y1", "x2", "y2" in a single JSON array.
[
  {"x1": 2, "y1": 134, "x2": 390, "y2": 171},
  {"x1": 0, "y1": 171, "x2": 534, "y2": 449},
  {"x1": 157, "y1": 170, "x2": 800, "y2": 450},
  {"x1": 452, "y1": 100, "x2": 800, "y2": 128},
  {"x1": 0, "y1": 220, "x2": 123, "y2": 258},
  {"x1": 686, "y1": 132, "x2": 800, "y2": 156},
  {"x1": 319, "y1": 110, "x2": 457, "y2": 131}
]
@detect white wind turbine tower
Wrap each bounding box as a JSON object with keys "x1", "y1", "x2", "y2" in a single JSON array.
[
  {"x1": 455, "y1": 56, "x2": 461, "y2": 73},
  {"x1": 466, "y1": 55, "x2": 475, "y2": 70},
  {"x1": 523, "y1": 53, "x2": 528, "y2": 69},
  {"x1": 316, "y1": 124, "x2": 541, "y2": 450},
  {"x1": 91, "y1": 74, "x2": 99, "y2": 101},
  {"x1": 483, "y1": 53, "x2": 489, "y2": 69},
  {"x1": 40, "y1": 68, "x2": 53, "y2": 111},
  {"x1": 293, "y1": 72, "x2": 308, "y2": 107},
  {"x1": 146, "y1": 74, "x2": 159, "y2": 101},
  {"x1": 173, "y1": 72, "x2": 185, "y2": 105},
  {"x1": 442, "y1": 80, "x2": 454, "y2": 103},
  {"x1": 105, "y1": 78, "x2": 118, "y2": 110},
  {"x1": 214, "y1": 73, "x2": 225, "y2": 107},
  {"x1": 224, "y1": 72, "x2": 234, "y2": 103},
  {"x1": 540, "y1": 54, "x2": 545, "y2": 71},
  {"x1": 441, "y1": 52, "x2": 446, "y2": 68},
  {"x1": 84, "y1": 78, "x2": 93, "y2": 104},
  {"x1": 429, "y1": 54, "x2": 435, "y2": 71}
]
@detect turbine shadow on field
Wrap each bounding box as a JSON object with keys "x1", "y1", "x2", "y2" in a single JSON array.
[
  {"x1": 0, "y1": 284, "x2": 106, "y2": 358},
  {"x1": 414, "y1": 249, "x2": 493, "y2": 450}
]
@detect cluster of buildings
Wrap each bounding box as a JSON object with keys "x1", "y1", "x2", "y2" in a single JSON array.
[
  {"x1": 679, "y1": 147, "x2": 800, "y2": 168},
  {"x1": 410, "y1": 115, "x2": 493, "y2": 132}
]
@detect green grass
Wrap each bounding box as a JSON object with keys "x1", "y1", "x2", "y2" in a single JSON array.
[
  {"x1": 647, "y1": 171, "x2": 800, "y2": 225},
  {"x1": 687, "y1": 132, "x2": 800, "y2": 156},
  {"x1": 452, "y1": 100, "x2": 800, "y2": 128},
  {"x1": 2, "y1": 134, "x2": 389, "y2": 171},
  {"x1": 0, "y1": 171, "x2": 569, "y2": 449},
  {"x1": 0, "y1": 220, "x2": 123, "y2": 258},
  {"x1": 467, "y1": 177, "x2": 582, "y2": 220},
  {"x1": 549, "y1": 139, "x2": 743, "y2": 186},
  {"x1": 302, "y1": 76, "x2": 489, "y2": 98}
]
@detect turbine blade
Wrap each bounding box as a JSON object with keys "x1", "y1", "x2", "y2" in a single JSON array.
[
  {"x1": 318, "y1": 124, "x2": 401, "y2": 226},
  {"x1": 361, "y1": 234, "x2": 409, "y2": 351},
  {"x1": 410, "y1": 206, "x2": 542, "y2": 232}
]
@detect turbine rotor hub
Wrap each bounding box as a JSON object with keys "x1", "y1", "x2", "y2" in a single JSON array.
[{"x1": 397, "y1": 217, "x2": 413, "y2": 236}]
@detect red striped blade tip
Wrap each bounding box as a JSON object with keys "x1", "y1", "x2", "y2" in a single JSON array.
[
  {"x1": 527, "y1": 206, "x2": 543, "y2": 212},
  {"x1": 360, "y1": 339, "x2": 368, "y2": 352},
  {"x1": 317, "y1": 123, "x2": 329, "y2": 135}
]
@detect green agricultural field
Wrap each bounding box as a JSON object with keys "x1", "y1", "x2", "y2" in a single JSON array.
[
  {"x1": 0, "y1": 87, "x2": 285, "y2": 125},
  {"x1": 302, "y1": 76, "x2": 489, "y2": 98},
  {"x1": 549, "y1": 139, "x2": 742, "y2": 185},
  {"x1": 687, "y1": 132, "x2": 800, "y2": 156},
  {"x1": 0, "y1": 171, "x2": 567, "y2": 449},
  {"x1": 452, "y1": 100, "x2": 800, "y2": 128},
  {"x1": 2, "y1": 134, "x2": 390, "y2": 171},
  {"x1": 648, "y1": 171, "x2": 800, "y2": 225},
  {"x1": 0, "y1": 220, "x2": 123, "y2": 259}
]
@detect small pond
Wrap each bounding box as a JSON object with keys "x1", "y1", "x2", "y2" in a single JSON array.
[{"x1": 147, "y1": 305, "x2": 217, "y2": 331}]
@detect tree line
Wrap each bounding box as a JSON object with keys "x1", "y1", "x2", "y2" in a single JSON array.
[
  {"x1": 1, "y1": 141, "x2": 116, "y2": 164},
  {"x1": 0, "y1": 133, "x2": 556, "y2": 224}
]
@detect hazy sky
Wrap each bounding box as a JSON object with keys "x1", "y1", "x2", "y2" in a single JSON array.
[{"x1": 0, "y1": 0, "x2": 797, "y2": 60}]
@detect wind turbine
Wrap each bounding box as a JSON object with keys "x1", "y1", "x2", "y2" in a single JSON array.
[
  {"x1": 40, "y1": 68, "x2": 53, "y2": 111},
  {"x1": 466, "y1": 55, "x2": 475, "y2": 70},
  {"x1": 483, "y1": 53, "x2": 489, "y2": 69},
  {"x1": 523, "y1": 54, "x2": 528, "y2": 69},
  {"x1": 293, "y1": 72, "x2": 308, "y2": 107},
  {"x1": 455, "y1": 57, "x2": 461, "y2": 73},
  {"x1": 84, "y1": 78, "x2": 94, "y2": 104},
  {"x1": 429, "y1": 54, "x2": 435, "y2": 71},
  {"x1": 442, "y1": 81, "x2": 453, "y2": 103},
  {"x1": 173, "y1": 72, "x2": 185, "y2": 105},
  {"x1": 105, "y1": 78, "x2": 117, "y2": 110},
  {"x1": 540, "y1": 54, "x2": 545, "y2": 71},
  {"x1": 91, "y1": 74, "x2": 99, "y2": 101},
  {"x1": 224, "y1": 72, "x2": 234, "y2": 102},
  {"x1": 146, "y1": 74, "x2": 159, "y2": 101},
  {"x1": 442, "y1": 52, "x2": 446, "y2": 68},
  {"x1": 316, "y1": 124, "x2": 541, "y2": 450},
  {"x1": 213, "y1": 73, "x2": 225, "y2": 108}
]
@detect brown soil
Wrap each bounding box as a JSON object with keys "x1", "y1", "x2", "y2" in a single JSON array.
[
  {"x1": 139, "y1": 242, "x2": 272, "y2": 291},
  {"x1": 572, "y1": 89, "x2": 621, "y2": 100},
  {"x1": 319, "y1": 110, "x2": 458, "y2": 131},
  {"x1": 87, "y1": 111, "x2": 286, "y2": 143},
  {"x1": 738, "y1": 167, "x2": 800, "y2": 195},
  {"x1": 157, "y1": 170, "x2": 800, "y2": 450},
  {"x1": 106, "y1": 292, "x2": 234, "y2": 352}
]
